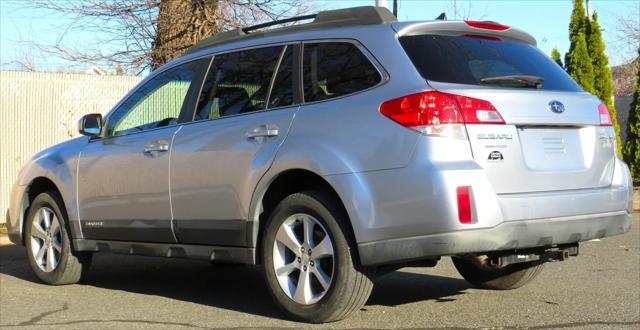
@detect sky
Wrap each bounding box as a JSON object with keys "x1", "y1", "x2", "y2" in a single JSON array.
[{"x1": 0, "y1": 0, "x2": 638, "y2": 74}]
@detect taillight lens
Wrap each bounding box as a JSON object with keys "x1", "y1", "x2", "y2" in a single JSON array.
[
  {"x1": 380, "y1": 91, "x2": 504, "y2": 138},
  {"x1": 465, "y1": 20, "x2": 510, "y2": 31},
  {"x1": 456, "y1": 186, "x2": 472, "y2": 224},
  {"x1": 598, "y1": 103, "x2": 613, "y2": 126}
]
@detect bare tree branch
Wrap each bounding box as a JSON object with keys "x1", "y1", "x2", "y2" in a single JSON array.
[{"x1": 30, "y1": 0, "x2": 311, "y2": 74}]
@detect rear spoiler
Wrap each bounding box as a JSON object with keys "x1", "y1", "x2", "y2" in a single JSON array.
[{"x1": 392, "y1": 20, "x2": 536, "y2": 46}]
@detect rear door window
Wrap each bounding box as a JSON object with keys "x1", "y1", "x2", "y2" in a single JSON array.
[
  {"x1": 195, "y1": 46, "x2": 283, "y2": 120},
  {"x1": 268, "y1": 45, "x2": 295, "y2": 109},
  {"x1": 302, "y1": 42, "x2": 381, "y2": 102},
  {"x1": 399, "y1": 34, "x2": 581, "y2": 92}
]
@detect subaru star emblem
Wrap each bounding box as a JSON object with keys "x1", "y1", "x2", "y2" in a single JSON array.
[{"x1": 548, "y1": 100, "x2": 565, "y2": 114}]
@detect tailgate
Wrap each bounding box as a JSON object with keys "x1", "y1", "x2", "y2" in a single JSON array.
[{"x1": 443, "y1": 86, "x2": 616, "y2": 194}]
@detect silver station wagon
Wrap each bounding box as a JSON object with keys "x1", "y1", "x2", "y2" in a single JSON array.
[{"x1": 6, "y1": 6, "x2": 632, "y2": 323}]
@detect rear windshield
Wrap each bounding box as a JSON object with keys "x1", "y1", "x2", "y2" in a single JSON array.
[{"x1": 399, "y1": 34, "x2": 582, "y2": 92}]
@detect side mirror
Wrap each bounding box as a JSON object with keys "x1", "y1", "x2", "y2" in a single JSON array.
[{"x1": 78, "y1": 113, "x2": 103, "y2": 137}]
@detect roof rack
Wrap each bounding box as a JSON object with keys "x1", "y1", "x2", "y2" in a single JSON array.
[{"x1": 185, "y1": 6, "x2": 397, "y2": 55}]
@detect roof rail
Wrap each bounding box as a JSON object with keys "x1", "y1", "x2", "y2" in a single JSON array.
[{"x1": 185, "y1": 6, "x2": 397, "y2": 55}]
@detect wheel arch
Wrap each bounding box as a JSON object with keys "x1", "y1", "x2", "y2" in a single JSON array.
[
  {"x1": 250, "y1": 168, "x2": 357, "y2": 264},
  {"x1": 21, "y1": 177, "x2": 68, "y2": 245}
]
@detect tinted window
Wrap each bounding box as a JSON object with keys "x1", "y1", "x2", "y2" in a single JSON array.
[
  {"x1": 268, "y1": 46, "x2": 295, "y2": 108},
  {"x1": 302, "y1": 43, "x2": 381, "y2": 102},
  {"x1": 399, "y1": 34, "x2": 581, "y2": 92},
  {"x1": 106, "y1": 59, "x2": 207, "y2": 137},
  {"x1": 195, "y1": 46, "x2": 282, "y2": 120}
]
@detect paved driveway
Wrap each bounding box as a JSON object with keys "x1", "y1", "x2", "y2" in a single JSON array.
[{"x1": 1, "y1": 215, "x2": 638, "y2": 329}]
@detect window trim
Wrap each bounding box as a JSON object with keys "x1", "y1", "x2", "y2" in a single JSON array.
[
  {"x1": 299, "y1": 39, "x2": 388, "y2": 106},
  {"x1": 264, "y1": 45, "x2": 288, "y2": 109},
  {"x1": 95, "y1": 55, "x2": 213, "y2": 141}
]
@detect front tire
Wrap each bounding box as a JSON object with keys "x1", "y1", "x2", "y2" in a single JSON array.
[
  {"x1": 262, "y1": 191, "x2": 374, "y2": 323},
  {"x1": 452, "y1": 255, "x2": 545, "y2": 290},
  {"x1": 25, "y1": 191, "x2": 92, "y2": 285}
]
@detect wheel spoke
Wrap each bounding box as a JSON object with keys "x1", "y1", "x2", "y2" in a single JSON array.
[
  {"x1": 276, "y1": 225, "x2": 301, "y2": 256},
  {"x1": 31, "y1": 222, "x2": 48, "y2": 241},
  {"x1": 45, "y1": 245, "x2": 57, "y2": 271},
  {"x1": 52, "y1": 239, "x2": 62, "y2": 253},
  {"x1": 312, "y1": 267, "x2": 331, "y2": 291},
  {"x1": 276, "y1": 261, "x2": 298, "y2": 277},
  {"x1": 49, "y1": 216, "x2": 60, "y2": 236},
  {"x1": 35, "y1": 244, "x2": 47, "y2": 264},
  {"x1": 41, "y1": 208, "x2": 52, "y2": 229},
  {"x1": 302, "y1": 216, "x2": 315, "y2": 247},
  {"x1": 310, "y1": 236, "x2": 333, "y2": 260},
  {"x1": 293, "y1": 270, "x2": 312, "y2": 304}
]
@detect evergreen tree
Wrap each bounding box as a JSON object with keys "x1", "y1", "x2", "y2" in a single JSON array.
[
  {"x1": 551, "y1": 48, "x2": 563, "y2": 67},
  {"x1": 565, "y1": 0, "x2": 595, "y2": 93},
  {"x1": 588, "y1": 12, "x2": 622, "y2": 157},
  {"x1": 623, "y1": 48, "x2": 640, "y2": 185}
]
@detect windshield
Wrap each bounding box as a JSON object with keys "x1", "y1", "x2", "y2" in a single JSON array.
[{"x1": 399, "y1": 34, "x2": 582, "y2": 92}]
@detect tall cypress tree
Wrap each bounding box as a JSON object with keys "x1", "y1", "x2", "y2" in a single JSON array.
[
  {"x1": 588, "y1": 12, "x2": 622, "y2": 157},
  {"x1": 551, "y1": 48, "x2": 563, "y2": 67},
  {"x1": 623, "y1": 48, "x2": 640, "y2": 185},
  {"x1": 565, "y1": 0, "x2": 595, "y2": 93}
]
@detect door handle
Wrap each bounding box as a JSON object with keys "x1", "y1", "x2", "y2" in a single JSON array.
[
  {"x1": 246, "y1": 124, "x2": 279, "y2": 140},
  {"x1": 144, "y1": 140, "x2": 170, "y2": 153}
]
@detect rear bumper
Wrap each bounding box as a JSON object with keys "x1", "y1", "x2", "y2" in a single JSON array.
[{"x1": 358, "y1": 211, "x2": 632, "y2": 266}]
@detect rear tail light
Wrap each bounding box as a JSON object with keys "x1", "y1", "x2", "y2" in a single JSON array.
[
  {"x1": 380, "y1": 91, "x2": 504, "y2": 139},
  {"x1": 465, "y1": 20, "x2": 510, "y2": 31},
  {"x1": 456, "y1": 186, "x2": 472, "y2": 224},
  {"x1": 598, "y1": 103, "x2": 613, "y2": 126}
]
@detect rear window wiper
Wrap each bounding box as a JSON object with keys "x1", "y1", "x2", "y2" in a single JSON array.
[{"x1": 480, "y1": 75, "x2": 544, "y2": 89}]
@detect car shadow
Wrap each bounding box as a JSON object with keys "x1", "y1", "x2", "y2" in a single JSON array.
[{"x1": 0, "y1": 245, "x2": 470, "y2": 320}]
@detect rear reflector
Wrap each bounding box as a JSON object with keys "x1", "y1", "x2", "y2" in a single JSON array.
[
  {"x1": 456, "y1": 186, "x2": 472, "y2": 224},
  {"x1": 598, "y1": 103, "x2": 613, "y2": 126},
  {"x1": 380, "y1": 91, "x2": 504, "y2": 138},
  {"x1": 465, "y1": 20, "x2": 510, "y2": 31}
]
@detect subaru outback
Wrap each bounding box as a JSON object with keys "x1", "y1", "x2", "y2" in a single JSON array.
[{"x1": 6, "y1": 6, "x2": 632, "y2": 323}]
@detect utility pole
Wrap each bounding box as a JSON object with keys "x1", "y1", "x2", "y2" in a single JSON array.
[
  {"x1": 375, "y1": 0, "x2": 398, "y2": 17},
  {"x1": 585, "y1": 0, "x2": 591, "y2": 20},
  {"x1": 375, "y1": 0, "x2": 388, "y2": 9}
]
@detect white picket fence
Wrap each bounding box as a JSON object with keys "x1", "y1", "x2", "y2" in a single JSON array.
[{"x1": 0, "y1": 71, "x2": 143, "y2": 222}]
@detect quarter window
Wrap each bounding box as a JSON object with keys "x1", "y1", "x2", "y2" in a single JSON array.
[
  {"x1": 302, "y1": 42, "x2": 381, "y2": 102},
  {"x1": 195, "y1": 46, "x2": 283, "y2": 120},
  {"x1": 106, "y1": 59, "x2": 207, "y2": 137}
]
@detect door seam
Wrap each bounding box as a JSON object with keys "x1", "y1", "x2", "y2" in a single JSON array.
[{"x1": 168, "y1": 125, "x2": 183, "y2": 243}]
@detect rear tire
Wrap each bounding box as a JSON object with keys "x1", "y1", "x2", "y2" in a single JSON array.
[
  {"x1": 262, "y1": 191, "x2": 374, "y2": 323},
  {"x1": 24, "y1": 191, "x2": 92, "y2": 285},
  {"x1": 452, "y1": 255, "x2": 544, "y2": 290}
]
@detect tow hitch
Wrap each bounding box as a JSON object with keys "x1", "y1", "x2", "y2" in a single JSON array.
[{"x1": 488, "y1": 244, "x2": 579, "y2": 267}]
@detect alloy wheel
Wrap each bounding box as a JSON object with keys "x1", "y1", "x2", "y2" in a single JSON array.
[
  {"x1": 30, "y1": 207, "x2": 62, "y2": 272},
  {"x1": 272, "y1": 213, "x2": 334, "y2": 305}
]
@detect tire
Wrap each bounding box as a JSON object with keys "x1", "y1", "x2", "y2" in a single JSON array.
[
  {"x1": 24, "y1": 191, "x2": 92, "y2": 285},
  {"x1": 452, "y1": 255, "x2": 545, "y2": 290},
  {"x1": 262, "y1": 191, "x2": 375, "y2": 323}
]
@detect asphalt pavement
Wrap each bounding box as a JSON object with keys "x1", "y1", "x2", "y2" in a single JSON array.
[{"x1": 1, "y1": 214, "x2": 638, "y2": 329}]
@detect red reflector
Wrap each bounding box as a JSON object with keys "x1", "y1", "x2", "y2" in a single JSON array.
[
  {"x1": 456, "y1": 186, "x2": 472, "y2": 224},
  {"x1": 465, "y1": 20, "x2": 510, "y2": 31},
  {"x1": 463, "y1": 34, "x2": 503, "y2": 42},
  {"x1": 598, "y1": 103, "x2": 613, "y2": 126}
]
